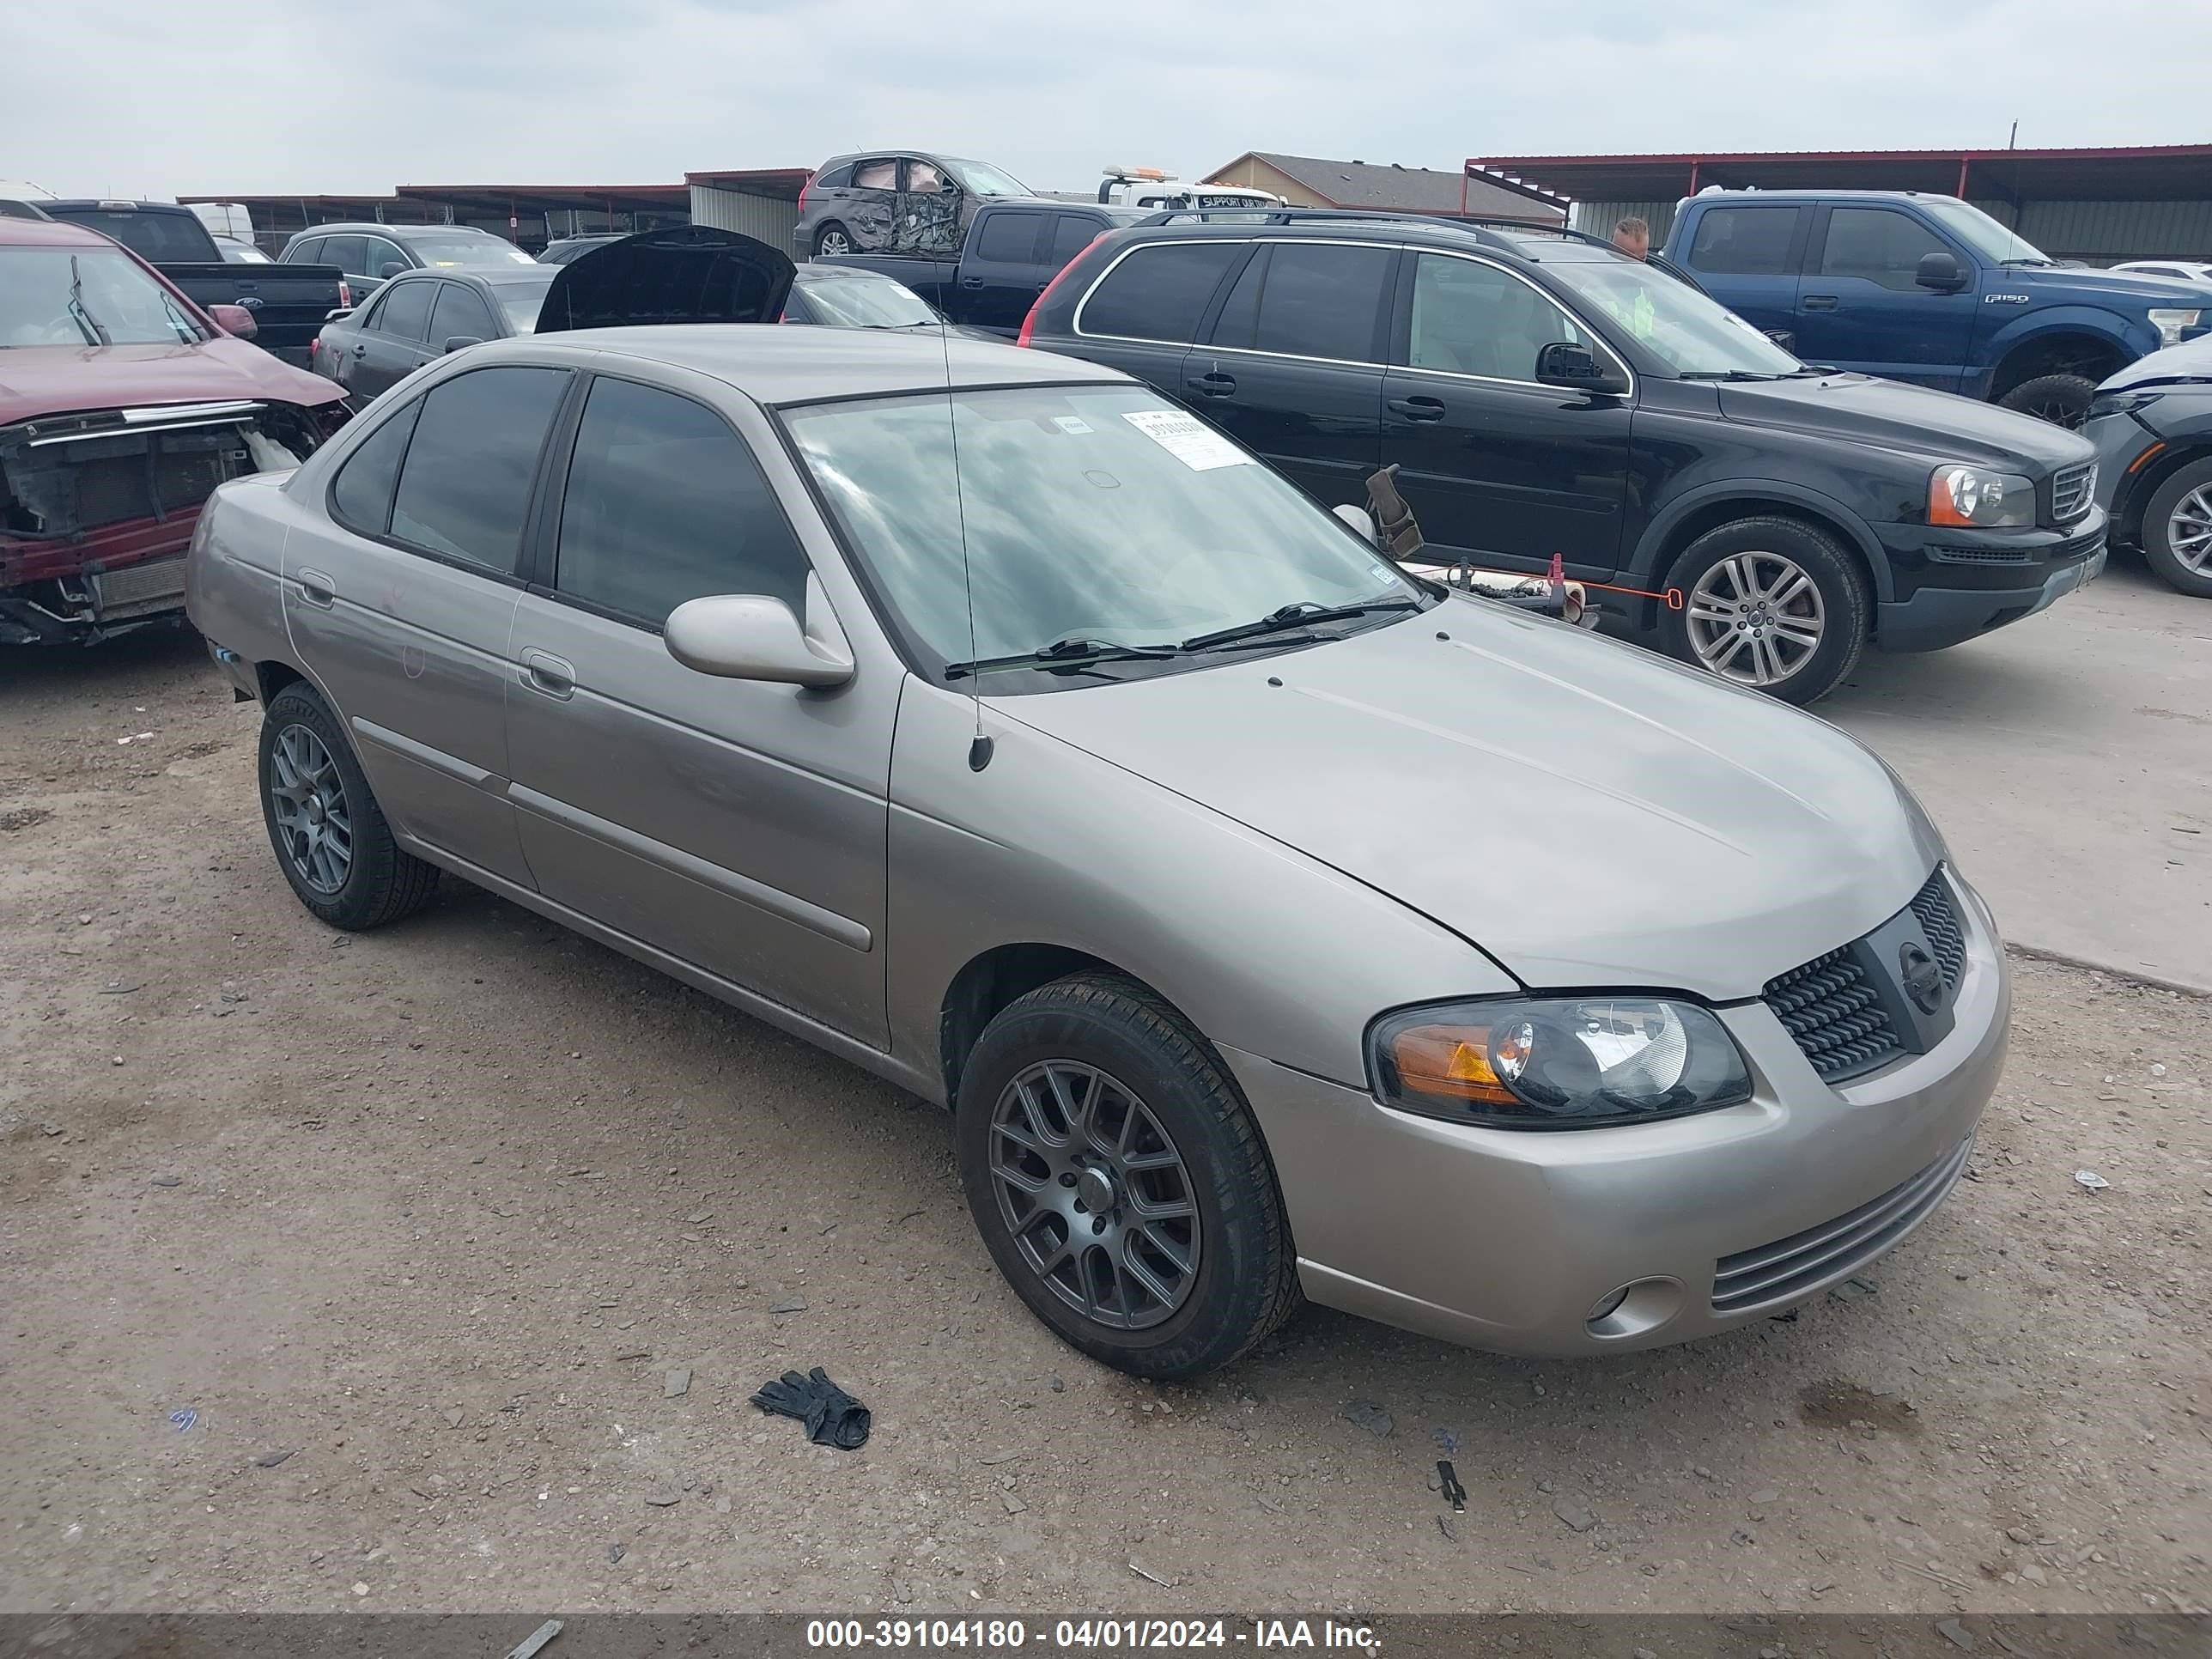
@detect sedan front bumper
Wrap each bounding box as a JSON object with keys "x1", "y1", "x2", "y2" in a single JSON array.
[{"x1": 1224, "y1": 875, "x2": 2008, "y2": 1357}]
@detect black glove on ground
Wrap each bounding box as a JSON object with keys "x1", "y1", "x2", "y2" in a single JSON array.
[{"x1": 750, "y1": 1366, "x2": 871, "y2": 1450}]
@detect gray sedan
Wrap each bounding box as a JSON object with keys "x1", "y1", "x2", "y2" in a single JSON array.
[{"x1": 185, "y1": 328, "x2": 2007, "y2": 1378}]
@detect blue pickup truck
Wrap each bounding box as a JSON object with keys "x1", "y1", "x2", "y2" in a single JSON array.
[{"x1": 1662, "y1": 190, "x2": 2212, "y2": 428}]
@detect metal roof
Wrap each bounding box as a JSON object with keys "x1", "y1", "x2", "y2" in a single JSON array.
[
  {"x1": 396, "y1": 182, "x2": 692, "y2": 217},
  {"x1": 1469, "y1": 146, "x2": 2212, "y2": 204},
  {"x1": 1209, "y1": 152, "x2": 1565, "y2": 221},
  {"x1": 684, "y1": 167, "x2": 815, "y2": 203}
]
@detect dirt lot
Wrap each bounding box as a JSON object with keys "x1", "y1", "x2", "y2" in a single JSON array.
[{"x1": 3, "y1": 631, "x2": 2209, "y2": 1619}]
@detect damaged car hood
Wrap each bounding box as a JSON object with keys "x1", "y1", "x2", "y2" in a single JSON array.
[
  {"x1": 0, "y1": 340, "x2": 343, "y2": 427},
  {"x1": 1000, "y1": 598, "x2": 1942, "y2": 1000},
  {"x1": 537, "y1": 226, "x2": 795, "y2": 333}
]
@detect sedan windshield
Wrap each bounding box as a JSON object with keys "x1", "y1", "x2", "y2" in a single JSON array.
[
  {"x1": 407, "y1": 234, "x2": 538, "y2": 268},
  {"x1": 793, "y1": 272, "x2": 939, "y2": 328},
  {"x1": 1921, "y1": 200, "x2": 2055, "y2": 267},
  {"x1": 784, "y1": 386, "x2": 1421, "y2": 685},
  {"x1": 1544, "y1": 256, "x2": 1804, "y2": 378},
  {"x1": 0, "y1": 246, "x2": 204, "y2": 347}
]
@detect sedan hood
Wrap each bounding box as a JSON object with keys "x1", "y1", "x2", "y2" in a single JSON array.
[
  {"x1": 1001, "y1": 601, "x2": 1942, "y2": 1000},
  {"x1": 1717, "y1": 372, "x2": 2091, "y2": 473},
  {"x1": 0, "y1": 338, "x2": 343, "y2": 425},
  {"x1": 537, "y1": 226, "x2": 794, "y2": 333},
  {"x1": 2100, "y1": 331, "x2": 2212, "y2": 392}
]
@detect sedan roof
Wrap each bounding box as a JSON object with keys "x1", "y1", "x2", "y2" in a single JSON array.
[
  {"x1": 0, "y1": 216, "x2": 119, "y2": 249},
  {"x1": 518, "y1": 325, "x2": 1128, "y2": 405}
]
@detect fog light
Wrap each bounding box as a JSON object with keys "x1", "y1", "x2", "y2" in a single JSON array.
[
  {"x1": 1585, "y1": 1287, "x2": 1630, "y2": 1322},
  {"x1": 1584, "y1": 1278, "x2": 1685, "y2": 1340}
]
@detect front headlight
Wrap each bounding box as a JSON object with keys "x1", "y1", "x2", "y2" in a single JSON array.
[
  {"x1": 2148, "y1": 307, "x2": 2201, "y2": 349},
  {"x1": 1368, "y1": 997, "x2": 1753, "y2": 1131},
  {"x1": 1929, "y1": 464, "x2": 2034, "y2": 529},
  {"x1": 2087, "y1": 389, "x2": 2163, "y2": 421}
]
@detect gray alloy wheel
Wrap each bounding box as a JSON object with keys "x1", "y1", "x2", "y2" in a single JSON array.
[
  {"x1": 988, "y1": 1059, "x2": 1201, "y2": 1331},
  {"x1": 1685, "y1": 550, "x2": 1827, "y2": 687},
  {"x1": 267, "y1": 723, "x2": 353, "y2": 894},
  {"x1": 814, "y1": 224, "x2": 853, "y2": 258},
  {"x1": 2166, "y1": 483, "x2": 2212, "y2": 577}
]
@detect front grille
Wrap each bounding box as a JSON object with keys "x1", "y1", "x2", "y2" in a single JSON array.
[
  {"x1": 2051, "y1": 461, "x2": 2095, "y2": 523},
  {"x1": 1712, "y1": 1137, "x2": 1971, "y2": 1312},
  {"x1": 90, "y1": 556, "x2": 189, "y2": 620},
  {"x1": 1761, "y1": 869, "x2": 1966, "y2": 1084}
]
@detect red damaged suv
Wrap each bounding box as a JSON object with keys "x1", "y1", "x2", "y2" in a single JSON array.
[{"x1": 1, "y1": 215, "x2": 349, "y2": 645}]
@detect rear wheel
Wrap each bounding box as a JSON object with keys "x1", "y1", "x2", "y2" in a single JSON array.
[
  {"x1": 956, "y1": 975, "x2": 1298, "y2": 1379},
  {"x1": 1662, "y1": 516, "x2": 1869, "y2": 705},
  {"x1": 1997, "y1": 373, "x2": 2096, "y2": 430},
  {"x1": 258, "y1": 682, "x2": 438, "y2": 930},
  {"x1": 2141, "y1": 456, "x2": 2212, "y2": 599},
  {"x1": 813, "y1": 222, "x2": 853, "y2": 258}
]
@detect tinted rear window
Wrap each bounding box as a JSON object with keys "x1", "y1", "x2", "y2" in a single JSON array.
[
  {"x1": 388, "y1": 366, "x2": 569, "y2": 573},
  {"x1": 1686, "y1": 207, "x2": 1802, "y2": 276},
  {"x1": 50, "y1": 208, "x2": 214, "y2": 263},
  {"x1": 329, "y1": 402, "x2": 422, "y2": 537},
  {"x1": 1209, "y1": 242, "x2": 1393, "y2": 363},
  {"x1": 1077, "y1": 242, "x2": 1242, "y2": 343},
  {"x1": 972, "y1": 210, "x2": 1043, "y2": 264}
]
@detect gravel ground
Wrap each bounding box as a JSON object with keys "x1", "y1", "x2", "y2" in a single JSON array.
[{"x1": 3, "y1": 631, "x2": 2208, "y2": 1618}]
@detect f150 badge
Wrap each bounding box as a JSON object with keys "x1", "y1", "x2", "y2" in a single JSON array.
[{"x1": 1985, "y1": 293, "x2": 2030, "y2": 304}]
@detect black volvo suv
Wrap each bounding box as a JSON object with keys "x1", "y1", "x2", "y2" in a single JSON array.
[{"x1": 1018, "y1": 214, "x2": 2106, "y2": 702}]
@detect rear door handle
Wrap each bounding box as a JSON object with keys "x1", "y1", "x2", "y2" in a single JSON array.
[
  {"x1": 352, "y1": 343, "x2": 368, "y2": 356},
  {"x1": 1388, "y1": 395, "x2": 1447, "y2": 422},
  {"x1": 1802, "y1": 295, "x2": 1838, "y2": 310},
  {"x1": 519, "y1": 648, "x2": 574, "y2": 700},
  {"x1": 1185, "y1": 371, "x2": 1236, "y2": 398},
  {"x1": 295, "y1": 568, "x2": 335, "y2": 608}
]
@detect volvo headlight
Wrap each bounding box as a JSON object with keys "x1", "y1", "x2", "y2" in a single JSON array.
[
  {"x1": 1368, "y1": 997, "x2": 1753, "y2": 1130},
  {"x1": 1929, "y1": 464, "x2": 2034, "y2": 529},
  {"x1": 2148, "y1": 307, "x2": 2201, "y2": 349}
]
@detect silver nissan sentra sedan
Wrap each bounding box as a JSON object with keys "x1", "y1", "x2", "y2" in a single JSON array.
[{"x1": 186, "y1": 325, "x2": 2008, "y2": 1380}]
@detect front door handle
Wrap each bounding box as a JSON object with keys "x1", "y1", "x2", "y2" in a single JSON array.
[
  {"x1": 1802, "y1": 295, "x2": 1838, "y2": 310},
  {"x1": 295, "y1": 568, "x2": 335, "y2": 608},
  {"x1": 958, "y1": 275, "x2": 986, "y2": 289},
  {"x1": 519, "y1": 648, "x2": 575, "y2": 700},
  {"x1": 1388, "y1": 395, "x2": 1447, "y2": 422},
  {"x1": 1185, "y1": 371, "x2": 1236, "y2": 398}
]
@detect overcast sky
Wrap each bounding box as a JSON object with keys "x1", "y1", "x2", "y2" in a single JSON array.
[{"x1": 7, "y1": 0, "x2": 2207, "y2": 203}]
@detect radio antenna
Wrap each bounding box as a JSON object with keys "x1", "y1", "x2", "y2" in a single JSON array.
[{"x1": 937, "y1": 284, "x2": 990, "y2": 771}]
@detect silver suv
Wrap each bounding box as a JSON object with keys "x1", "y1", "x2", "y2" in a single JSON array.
[{"x1": 187, "y1": 327, "x2": 2006, "y2": 1378}]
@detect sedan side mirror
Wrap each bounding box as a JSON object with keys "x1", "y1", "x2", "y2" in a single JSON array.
[
  {"x1": 1916, "y1": 250, "x2": 1967, "y2": 292},
  {"x1": 1534, "y1": 339, "x2": 1629, "y2": 396},
  {"x1": 441, "y1": 335, "x2": 484, "y2": 355},
  {"x1": 207, "y1": 303, "x2": 258, "y2": 338},
  {"x1": 665, "y1": 580, "x2": 854, "y2": 688}
]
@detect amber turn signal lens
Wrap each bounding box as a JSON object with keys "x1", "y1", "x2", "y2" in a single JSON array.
[{"x1": 1388, "y1": 1024, "x2": 1517, "y2": 1105}]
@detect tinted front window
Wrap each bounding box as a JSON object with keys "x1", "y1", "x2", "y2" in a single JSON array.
[
  {"x1": 329, "y1": 401, "x2": 422, "y2": 535},
  {"x1": 973, "y1": 210, "x2": 1042, "y2": 263},
  {"x1": 362, "y1": 238, "x2": 410, "y2": 277},
  {"x1": 46, "y1": 209, "x2": 213, "y2": 263},
  {"x1": 1686, "y1": 207, "x2": 1802, "y2": 276},
  {"x1": 1407, "y1": 253, "x2": 1591, "y2": 380},
  {"x1": 1079, "y1": 242, "x2": 1241, "y2": 342},
  {"x1": 376, "y1": 280, "x2": 434, "y2": 341},
  {"x1": 1820, "y1": 209, "x2": 1952, "y2": 289},
  {"x1": 556, "y1": 378, "x2": 810, "y2": 623},
  {"x1": 1210, "y1": 242, "x2": 1392, "y2": 362},
  {"x1": 784, "y1": 385, "x2": 1419, "y2": 684},
  {"x1": 0, "y1": 247, "x2": 204, "y2": 348},
  {"x1": 389, "y1": 367, "x2": 568, "y2": 572},
  {"x1": 428, "y1": 284, "x2": 499, "y2": 344},
  {"x1": 1919, "y1": 199, "x2": 2053, "y2": 266}
]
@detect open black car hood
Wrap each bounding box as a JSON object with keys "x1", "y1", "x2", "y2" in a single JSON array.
[{"x1": 536, "y1": 226, "x2": 795, "y2": 332}]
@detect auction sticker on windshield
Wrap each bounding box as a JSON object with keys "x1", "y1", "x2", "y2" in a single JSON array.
[{"x1": 1122, "y1": 410, "x2": 1250, "y2": 471}]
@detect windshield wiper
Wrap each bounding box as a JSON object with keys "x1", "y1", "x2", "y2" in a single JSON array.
[
  {"x1": 66, "y1": 255, "x2": 110, "y2": 347},
  {"x1": 1677, "y1": 368, "x2": 1785, "y2": 381},
  {"x1": 943, "y1": 635, "x2": 1183, "y2": 679},
  {"x1": 2000, "y1": 257, "x2": 2057, "y2": 268},
  {"x1": 1182, "y1": 598, "x2": 1420, "y2": 652}
]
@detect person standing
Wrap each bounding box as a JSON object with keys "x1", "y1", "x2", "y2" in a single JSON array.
[{"x1": 1611, "y1": 216, "x2": 1650, "y2": 260}]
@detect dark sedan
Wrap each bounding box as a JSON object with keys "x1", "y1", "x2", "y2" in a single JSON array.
[{"x1": 313, "y1": 266, "x2": 556, "y2": 401}]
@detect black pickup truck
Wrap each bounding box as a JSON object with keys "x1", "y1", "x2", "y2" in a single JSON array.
[
  {"x1": 817, "y1": 199, "x2": 1149, "y2": 336},
  {"x1": 40, "y1": 201, "x2": 344, "y2": 368}
]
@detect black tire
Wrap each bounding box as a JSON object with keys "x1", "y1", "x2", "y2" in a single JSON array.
[
  {"x1": 1660, "y1": 515, "x2": 1870, "y2": 705},
  {"x1": 812, "y1": 221, "x2": 853, "y2": 258},
  {"x1": 258, "y1": 682, "x2": 438, "y2": 930},
  {"x1": 955, "y1": 974, "x2": 1298, "y2": 1380},
  {"x1": 2139, "y1": 455, "x2": 2212, "y2": 599},
  {"x1": 1997, "y1": 373, "x2": 2096, "y2": 430}
]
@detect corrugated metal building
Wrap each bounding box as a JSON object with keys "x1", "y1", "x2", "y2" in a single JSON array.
[
  {"x1": 1203, "y1": 152, "x2": 1566, "y2": 222},
  {"x1": 686, "y1": 168, "x2": 811, "y2": 249},
  {"x1": 1467, "y1": 147, "x2": 2212, "y2": 264}
]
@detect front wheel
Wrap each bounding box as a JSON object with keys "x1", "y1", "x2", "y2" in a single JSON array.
[
  {"x1": 956, "y1": 975, "x2": 1298, "y2": 1379},
  {"x1": 1997, "y1": 372, "x2": 2096, "y2": 429},
  {"x1": 1661, "y1": 516, "x2": 1870, "y2": 705},
  {"x1": 2140, "y1": 456, "x2": 2212, "y2": 599}
]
